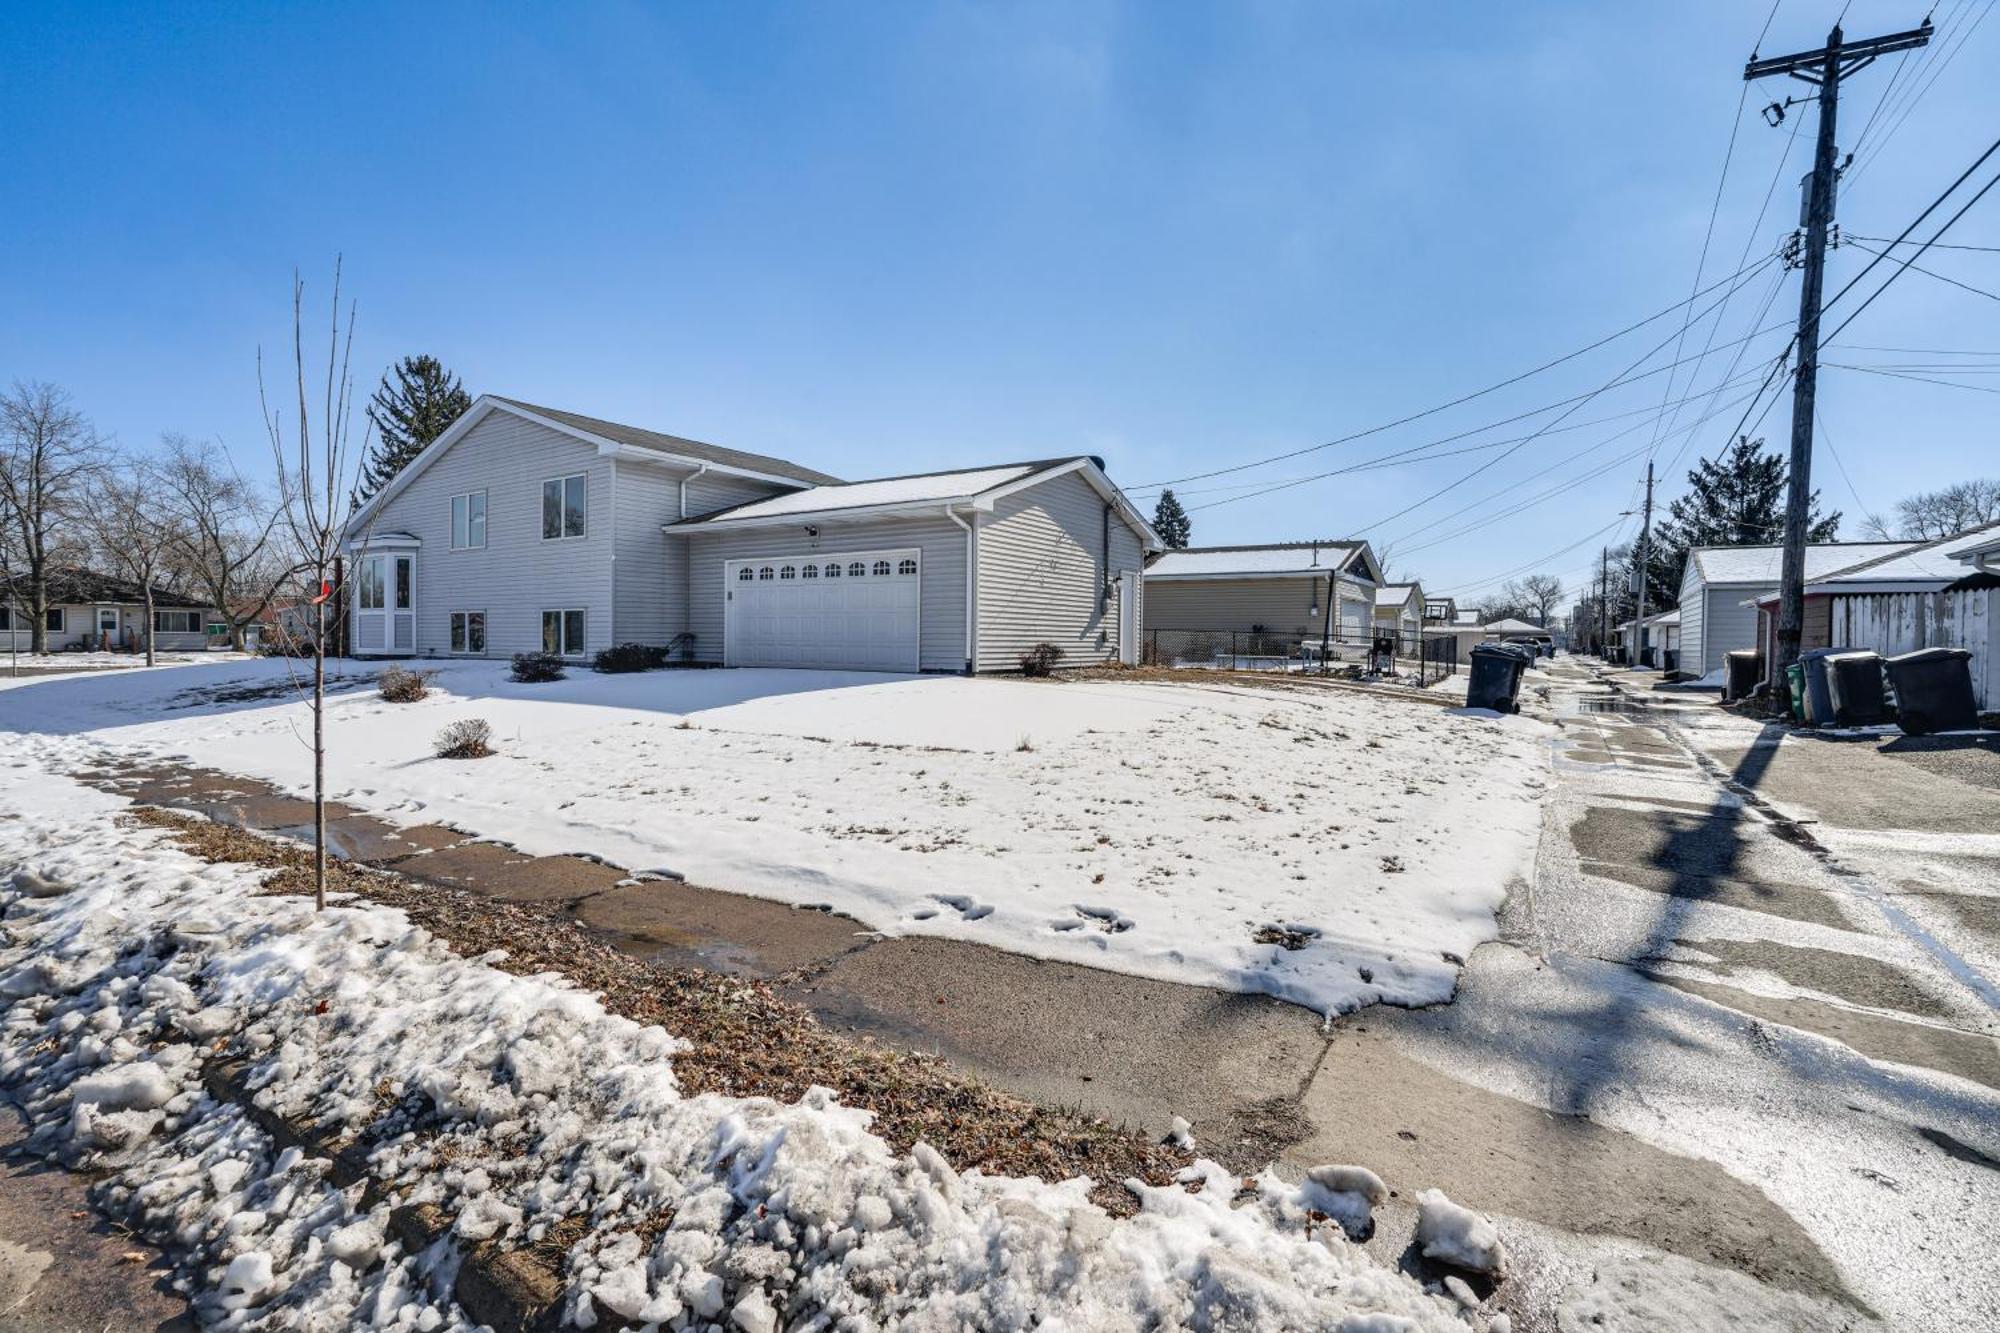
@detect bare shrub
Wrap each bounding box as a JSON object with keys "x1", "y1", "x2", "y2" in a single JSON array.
[
  {"x1": 1019, "y1": 642, "x2": 1065, "y2": 677},
  {"x1": 434, "y1": 718, "x2": 494, "y2": 759},
  {"x1": 377, "y1": 665, "x2": 437, "y2": 703},
  {"x1": 510, "y1": 651, "x2": 566, "y2": 683}
]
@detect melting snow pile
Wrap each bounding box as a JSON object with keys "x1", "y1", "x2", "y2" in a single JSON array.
[{"x1": 0, "y1": 761, "x2": 1501, "y2": 1330}]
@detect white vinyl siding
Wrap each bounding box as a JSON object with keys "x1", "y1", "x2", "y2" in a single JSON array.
[
  {"x1": 686, "y1": 515, "x2": 968, "y2": 672},
  {"x1": 1698, "y1": 585, "x2": 1770, "y2": 677},
  {"x1": 974, "y1": 469, "x2": 1144, "y2": 672},
  {"x1": 1677, "y1": 565, "x2": 1706, "y2": 673},
  {"x1": 353, "y1": 411, "x2": 613, "y2": 657},
  {"x1": 615, "y1": 464, "x2": 796, "y2": 652},
  {"x1": 450, "y1": 491, "x2": 487, "y2": 550}
]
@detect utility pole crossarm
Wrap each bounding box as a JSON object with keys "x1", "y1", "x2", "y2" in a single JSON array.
[{"x1": 1743, "y1": 24, "x2": 1932, "y2": 81}]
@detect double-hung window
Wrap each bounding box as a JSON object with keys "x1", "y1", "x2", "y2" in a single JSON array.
[
  {"x1": 358, "y1": 558, "x2": 385, "y2": 610},
  {"x1": 451, "y1": 491, "x2": 487, "y2": 549},
  {"x1": 542, "y1": 474, "x2": 586, "y2": 540},
  {"x1": 450, "y1": 611, "x2": 487, "y2": 654},
  {"x1": 542, "y1": 609, "x2": 585, "y2": 657}
]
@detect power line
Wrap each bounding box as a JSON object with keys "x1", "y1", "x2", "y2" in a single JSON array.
[
  {"x1": 1127, "y1": 253, "x2": 1777, "y2": 491},
  {"x1": 1841, "y1": 238, "x2": 2000, "y2": 302},
  {"x1": 1812, "y1": 406, "x2": 1886, "y2": 536},
  {"x1": 1821, "y1": 149, "x2": 2000, "y2": 344},
  {"x1": 1827, "y1": 362, "x2": 2000, "y2": 393},
  {"x1": 1845, "y1": 234, "x2": 2000, "y2": 253}
]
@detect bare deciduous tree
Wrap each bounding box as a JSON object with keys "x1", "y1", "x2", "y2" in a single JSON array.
[
  {"x1": 1516, "y1": 573, "x2": 1566, "y2": 624},
  {"x1": 262, "y1": 262, "x2": 368, "y2": 911},
  {"x1": 86, "y1": 454, "x2": 188, "y2": 668},
  {"x1": 1862, "y1": 478, "x2": 2000, "y2": 541},
  {"x1": 158, "y1": 433, "x2": 289, "y2": 651},
  {"x1": 0, "y1": 382, "x2": 104, "y2": 652}
]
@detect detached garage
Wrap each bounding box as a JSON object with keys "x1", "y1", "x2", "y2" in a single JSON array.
[{"x1": 669, "y1": 458, "x2": 1160, "y2": 673}]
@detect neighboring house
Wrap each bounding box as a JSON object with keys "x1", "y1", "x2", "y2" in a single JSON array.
[
  {"x1": 0, "y1": 568, "x2": 220, "y2": 653},
  {"x1": 1675, "y1": 541, "x2": 1915, "y2": 678},
  {"x1": 1424, "y1": 607, "x2": 1489, "y2": 662},
  {"x1": 1140, "y1": 541, "x2": 1384, "y2": 643},
  {"x1": 1483, "y1": 617, "x2": 1546, "y2": 644},
  {"x1": 1746, "y1": 520, "x2": 2000, "y2": 707},
  {"x1": 341, "y1": 396, "x2": 1159, "y2": 673},
  {"x1": 1372, "y1": 582, "x2": 1425, "y2": 638},
  {"x1": 1613, "y1": 609, "x2": 1679, "y2": 668}
]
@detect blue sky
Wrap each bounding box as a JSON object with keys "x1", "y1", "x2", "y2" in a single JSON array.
[{"x1": 4, "y1": 1, "x2": 1994, "y2": 603}]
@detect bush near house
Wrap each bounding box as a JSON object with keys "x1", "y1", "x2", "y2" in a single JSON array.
[
  {"x1": 509, "y1": 652, "x2": 567, "y2": 684},
  {"x1": 434, "y1": 718, "x2": 494, "y2": 759},
  {"x1": 1019, "y1": 643, "x2": 1066, "y2": 677},
  {"x1": 592, "y1": 642, "x2": 671, "y2": 674},
  {"x1": 376, "y1": 665, "x2": 437, "y2": 702}
]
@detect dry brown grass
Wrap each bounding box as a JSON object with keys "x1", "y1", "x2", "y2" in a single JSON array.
[{"x1": 126, "y1": 807, "x2": 1187, "y2": 1211}]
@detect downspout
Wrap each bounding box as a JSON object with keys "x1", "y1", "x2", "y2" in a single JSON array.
[
  {"x1": 1101, "y1": 504, "x2": 1112, "y2": 614},
  {"x1": 678, "y1": 465, "x2": 708, "y2": 650},
  {"x1": 946, "y1": 507, "x2": 976, "y2": 673},
  {"x1": 678, "y1": 463, "x2": 709, "y2": 520}
]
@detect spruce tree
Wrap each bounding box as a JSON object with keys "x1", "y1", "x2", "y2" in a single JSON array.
[
  {"x1": 1644, "y1": 435, "x2": 1841, "y2": 606},
  {"x1": 1152, "y1": 488, "x2": 1192, "y2": 549},
  {"x1": 354, "y1": 355, "x2": 472, "y2": 503}
]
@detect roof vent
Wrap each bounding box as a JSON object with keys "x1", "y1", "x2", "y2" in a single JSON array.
[{"x1": 1088, "y1": 455, "x2": 1107, "y2": 473}]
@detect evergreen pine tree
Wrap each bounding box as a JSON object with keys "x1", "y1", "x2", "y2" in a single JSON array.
[
  {"x1": 354, "y1": 356, "x2": 473, "y2": 503},
  {"x1": 1643, "y1": 436, "x2": 1840, "y2": 607},
  {"x1": 1152, "y1": 488, "x2": 1192, "y2": 548}
]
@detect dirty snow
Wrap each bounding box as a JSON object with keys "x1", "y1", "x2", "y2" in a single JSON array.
[
  {"x1": 0, "y1": 758, "x2": 1490, "y2": 1330},
  {"x1": 0, "y1": 659, "x2": 1552, "y2": 1013}
]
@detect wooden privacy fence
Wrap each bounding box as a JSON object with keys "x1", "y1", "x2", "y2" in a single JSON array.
[{"x1": 1831, "y1": 586, "x2": 1995, "y2": 709}]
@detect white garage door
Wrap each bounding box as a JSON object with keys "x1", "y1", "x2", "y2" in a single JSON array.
[{"x1": 724, "y1": 548, "x2": 921, "y2": 671}]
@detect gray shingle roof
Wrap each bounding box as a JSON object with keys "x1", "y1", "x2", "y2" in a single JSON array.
[
  {"x1": 492, "y1": 398, "x2": 843, "y2": 487},
  {"x1": 0, "y1": 568, "x2": 212, "y2": 609}
]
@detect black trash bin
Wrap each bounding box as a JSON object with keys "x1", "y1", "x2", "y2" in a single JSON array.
[
  {"x1": 1467, "y1": 643, "x2": 1529, "y2": 713},
  {"x1": 1824, "y1": 651, "x2": 1890, "y2": 726},
  {"x1": 1797, "y1": 646, "x2": 1853, "y2": 726},
  {"x1": 1884, "y1": 646, "x2": 1978, "y2": 735},
  {"x1": 1662, "y1": 648, "x2": 1680, "y2": 675},
  {"x1": 1724, "y1": 650, "x2": 1763, "y2": 702}
]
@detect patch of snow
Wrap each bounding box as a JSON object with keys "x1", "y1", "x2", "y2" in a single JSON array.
[
  {"x1": 1414, "y1": 1188, "x2": 1508, "y2": 1275},
  {"x1": 671, "y1": 464, "x2": 1039, "y2": 524},
  {"x1": 0, "y1": 760, "x2": 1483, "y2": 1330},
  {"x1": 0, "y1": 659, "x2": 1553, "y2": 1014}
]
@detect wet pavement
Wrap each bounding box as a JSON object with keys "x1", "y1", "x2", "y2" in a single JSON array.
[{"x1": 62, "y1": 661, "x2": 2000, "y2": 1331}]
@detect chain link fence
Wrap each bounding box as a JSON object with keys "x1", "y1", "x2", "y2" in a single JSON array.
[{"x1": 1141, "y1": 627, "x2": 1458, "y2": 687}]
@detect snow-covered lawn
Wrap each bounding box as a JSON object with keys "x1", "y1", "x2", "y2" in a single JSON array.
[
  {"x1": 0, "y1": 658, "x2": 1552, "y2": 1013},
  {"x1": 0, "y1": 759, "x2": 1493, "y2": 1330}
]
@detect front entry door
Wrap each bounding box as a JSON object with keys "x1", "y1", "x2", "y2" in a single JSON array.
[
  {"x1": 97, "y1": 607, "x2": 119, "y2": 648},
  {"x1": 355, "y1": 552, "x2": 417, "y2": 654}
]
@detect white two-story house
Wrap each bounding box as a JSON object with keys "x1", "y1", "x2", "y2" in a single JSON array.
[{"x1": 341, "y1": 396, "x2": 1159, "y2": 673}]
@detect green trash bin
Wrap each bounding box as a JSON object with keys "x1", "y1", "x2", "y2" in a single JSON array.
[{"x1": 1784, "y1": 663, "x2": 1807, "y2": 721}]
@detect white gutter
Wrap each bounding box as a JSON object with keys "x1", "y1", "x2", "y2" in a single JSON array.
[
  {"x1": 678, "y1": 463, "x2": 709, "y2": 520},
  {"x1": 945, "y1": 507, "x2": 976, "y2": 672}
]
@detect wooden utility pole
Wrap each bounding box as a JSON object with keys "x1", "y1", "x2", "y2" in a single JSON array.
[
  {"x1": 1598, "y1": 546, "x2": 1610, "y2": 658},
  {"x1": 1634, "y1": 461, "x2": 1655, "y2": 667},
  {"x1": 1744, "y1": 21, "x2": 1929, "y2": 677}
]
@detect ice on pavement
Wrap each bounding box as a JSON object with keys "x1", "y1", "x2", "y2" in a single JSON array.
[
  {"x1": 1, "y1": 658, "x2": 1552, "y2": 1013},
  {"x1": 0, "y1": 759, "x2": 1497, "y2": 1330}
]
